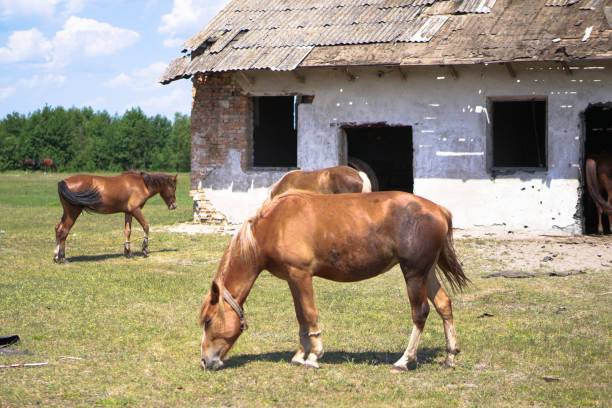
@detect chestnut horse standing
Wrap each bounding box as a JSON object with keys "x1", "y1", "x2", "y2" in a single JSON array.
[
  {"x1": 54, "y1": 171, "x2": 177, "y2": 263},
  {"x1": 199, "y1": 191, "x2": 469, "y2": 371},
  {"x1": 269, "y1": 166, "x2": 372, "y2": 198},
  {"x1": 42, "y1": 158, "x2": 57, "y2": 172},
  {"x1": 585, "y1": 154, "x2": 612, "y2": 234}
]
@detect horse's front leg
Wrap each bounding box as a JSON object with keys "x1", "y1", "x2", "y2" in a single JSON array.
[
  {"x1": 124, "y1": 213, "x2": 133, "y2": 258},
  {"x1": 132, "y1": 208, "x2": 150, "y2": 257},
  {"x1": 287, "y1": 272, "x2": 323, "y2": 369}
]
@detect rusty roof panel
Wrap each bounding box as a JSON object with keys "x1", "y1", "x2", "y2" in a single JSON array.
[{"x1": 455, "y1": 0, "x2": 497, "y2": 14}]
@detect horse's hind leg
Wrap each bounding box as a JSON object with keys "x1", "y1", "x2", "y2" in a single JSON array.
[
  {"x1": 427, "y1": 269, "x2": 459, "y2": 369},
  {"x1": 124, "y1": 214, "x2": 133, "y2": 258},
  {"x1": 54, "y1": 203, "x2": 81, "y2": 263},
  {"x1": 596, "y1": 205, "x2": 604, "y2": 235},
  {"x1": 392, "y1": 263, "x2": 430, "y2": 372}
]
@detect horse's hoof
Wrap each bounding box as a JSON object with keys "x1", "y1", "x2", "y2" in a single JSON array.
[
  {"x1": 302, "y1": 360, "x2": 319, "y2": 369},
  {"x1": 291, "y1": 359, "x2": 305, "y2": 367},
  {"x1": 441, "y1": 362, "x2": 456, "y2": 371},
  {"x1": 390, "y1": 365, "x2": 407, "y2": 373},
  {"x1": 124, "y1": 251, "x2": 133, "y2": 258}
]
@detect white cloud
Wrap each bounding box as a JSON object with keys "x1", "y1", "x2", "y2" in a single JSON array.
[
  {"x1": 0, "y1": 29, "x2": 52, "y2": 63},
  {"x1": 105, "y1": 73, "x2": 131, "y2": 88},
  {"x1": 159, "y1": 0, "x2": 228, "y2": 47},
  {"x1": 0, "y1": 0, "x2": 83, "y2": 17},
  {"x1": 137, "y1": 83, "x2": 191, "y2": 117},
  {"x1": 0, "y1": 0, "x2": 59, "y2": 17},
  {"x1": 0, "y1": 87, "x2": 16, "y2": 101},
  {"x1": 17, "y1": 74, "x2": 67, "y2": 88},
  {"x1": 0, "y1": 16, "x2": 140, "y2": 66},
  {"x1": 53, "y1": 16, "x2": 140, "y2": 59},
  {"x1": 105, "y1": 62, "x2": 168, "y2": 91},
  {"x1": 163, "y1": 37, "x2": 184, "y2": 49}
]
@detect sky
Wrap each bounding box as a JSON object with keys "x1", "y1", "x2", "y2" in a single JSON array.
[{"x1": 0, "y1": 0, "x2": 231, "y2": 121}]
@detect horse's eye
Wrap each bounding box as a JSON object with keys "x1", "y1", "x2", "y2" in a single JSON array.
[{"x1": 204, "y1": 318, "x2": 212, "y2": 328}]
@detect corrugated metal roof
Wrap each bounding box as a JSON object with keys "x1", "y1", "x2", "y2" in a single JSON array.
[
  {"x1": 455, "y1": 0, "x2": 497, "y2": 14},
  {"x1": 160, "y1": 0, "x2": 611, "y2": 84},
  {"x1": 545, "y1": 0, "x2": 580, "y2": 6}
]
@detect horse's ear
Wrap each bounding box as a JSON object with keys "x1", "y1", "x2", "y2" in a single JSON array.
[
  {"x1": 173, "y1": 174, "x2": 177, "y2": 184},
  {"x1": 210, "y1": 281, "x2": 220, "y2": 305}
]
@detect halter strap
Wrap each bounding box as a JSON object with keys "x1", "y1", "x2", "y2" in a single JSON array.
[{"x1": 223, "y1": 288, "x2": 248, "y2": 331}]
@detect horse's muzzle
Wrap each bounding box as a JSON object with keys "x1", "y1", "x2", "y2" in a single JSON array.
[
  {"x1": 169, "y1": 202, "x2": 177, "y2": 210},
  {"x1": 201, "y1": 357, "x2": 224, "y2": 370}
]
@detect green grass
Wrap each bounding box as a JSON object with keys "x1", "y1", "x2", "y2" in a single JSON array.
[{"x1": 0, "y1": 172, "x2": 610, "y2": 407}]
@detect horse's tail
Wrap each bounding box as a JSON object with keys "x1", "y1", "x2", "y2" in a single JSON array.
[
  {"x1": 436, "y1": 207, "x2": 470, "y2": 292},
  {"x1": 57, "y1": 180, "x2": 102, "y2": 211},
  {"x1": 358, "y1": 171, "x2": 372, "y2": 193},
  {"x1": 586, "y1": 157, "x2": 612, "y2": 215}
]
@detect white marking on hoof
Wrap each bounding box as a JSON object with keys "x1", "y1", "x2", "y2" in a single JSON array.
[
  {"x1": 390, "y1": 364, "x2": 408, "y2": 373},
  {"x1": 303, "y1": 360, "x2": 319, "y2": 369}
]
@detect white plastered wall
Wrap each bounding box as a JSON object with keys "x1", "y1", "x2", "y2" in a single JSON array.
[{"x1": 203, "y1": 61, "x2": 611, "y2": 233}]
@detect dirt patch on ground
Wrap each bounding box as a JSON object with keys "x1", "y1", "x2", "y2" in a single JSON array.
[
  {"x1": 454, "y1": 227, "x2": 612, "y2": 273},
  {"x1": 156, "y1": 223, "x2": 612, "y2": 273}
]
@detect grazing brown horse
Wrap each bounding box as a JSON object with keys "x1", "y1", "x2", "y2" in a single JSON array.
[
  {"x1": 22, "y1": 158, "x2": 40, "y2": 171},
  {"x1": 54, "y1": 171, "x2": 177, "y2": 263},
  {"x1": 585, "y1": 154, "x2": 612, "y2": 234},
  {"x1": 269, "y1": 166, "x2": 372, "y2": 198},
  {"x1": 199, "y1": 191, "x2": 469, "y2": 371},
  {"x1": 41, "y1": 158, "x2": 57, "y2": 172}
]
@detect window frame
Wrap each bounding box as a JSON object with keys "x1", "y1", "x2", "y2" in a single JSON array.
[{"x1": 487, "y1": 96, "x2": 549, "y2": 174}]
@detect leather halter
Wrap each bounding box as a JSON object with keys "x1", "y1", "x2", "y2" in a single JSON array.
[{"x1": 223, "y1": 288, "x2": 248, "y2": 331}]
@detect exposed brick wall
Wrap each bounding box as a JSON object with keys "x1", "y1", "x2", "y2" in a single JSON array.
[
  {"x1": 190, "y1": 72, "x2": 252, "y2": 190},
  {"x1": 190, "y1": 73, "x2": 252, "y2": 223}
]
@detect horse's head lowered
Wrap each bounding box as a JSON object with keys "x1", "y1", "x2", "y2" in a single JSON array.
[
  {"x1": 199, "y1": 224, "x2": 258, "y2": 370},
  {"x1": 141, "y1": 172, "x2": 177, "y2": 210},
  {"x1": 161, "y1": 174, "x2": 178, "y2": 210},
  {"x1": 199, "y1": 280, "x2": 247, "y2": 370}
]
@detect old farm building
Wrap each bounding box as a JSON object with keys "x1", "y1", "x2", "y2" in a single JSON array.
[{"x1": 160, "y1": 0, "x2": 612, "y2": 234}]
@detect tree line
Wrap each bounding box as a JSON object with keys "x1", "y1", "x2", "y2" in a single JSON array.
[{"x1": 0, "y1": 106, "x2": 191, "y2": 172}]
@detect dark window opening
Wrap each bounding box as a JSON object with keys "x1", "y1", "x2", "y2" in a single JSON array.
[
  {"x1": 252, "y1": 96, "x2": 297, "y2": 168},
  {"x1": 345, "y1": 125, "x2": 413, "y2": 192},
  {"x1": 492, "y1": 100, "x2": 547, "y2": 168},
  {"x1": 582, "y1": 104, "x2": 612, "y2": 234}
]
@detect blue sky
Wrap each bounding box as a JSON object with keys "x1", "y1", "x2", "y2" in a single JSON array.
[{"x1": 0, "y1": 0, "x2": 231, "y2": 120}]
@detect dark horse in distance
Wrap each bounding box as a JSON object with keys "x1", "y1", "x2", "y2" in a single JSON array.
[
  {"x1": 586, "y1": 154, "x2": 612, "y2": 234},
  {"x1": 199, "y1": 191, "x2": 469, "y2": 371},
  {"x1": 54, "y1": 171, "x2": 177, "y2": 263},
  {"x1": 23, "y1": 158, "x2": 40, "y2": 171}
]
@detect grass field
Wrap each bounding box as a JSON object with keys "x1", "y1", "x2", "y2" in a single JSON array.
[{"x1": 0, "y1": 172, "x2": 610, "y2": 407}]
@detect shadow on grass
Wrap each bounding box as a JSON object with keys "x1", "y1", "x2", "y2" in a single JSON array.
[
  {"x1": 224, "y1": 347, "x2": 444, "y2": 369},
  {"x1": 66, "y1": 248, "x2": 178, "y2": 263}
]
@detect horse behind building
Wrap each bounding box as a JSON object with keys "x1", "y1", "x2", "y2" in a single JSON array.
[
  {"x1": 585, "y1": 154, "x2": 612, "y2": 234},
  {"x1": 269, "y1": 165, "x2": 372, "y2": 199}
]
